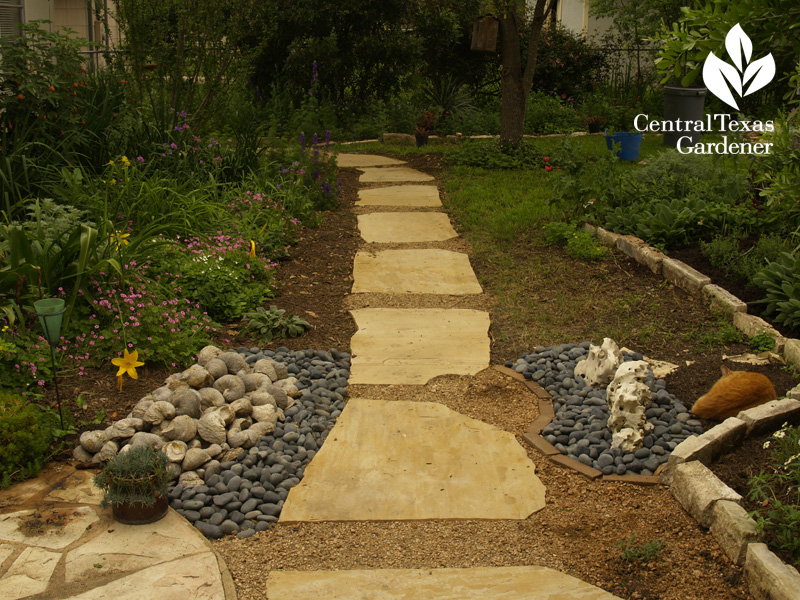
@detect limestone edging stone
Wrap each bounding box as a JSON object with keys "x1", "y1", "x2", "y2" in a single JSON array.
[
  {"x1": 669, "y1": 461, "x2": 742, "y2": 527},
  {"x1": 710, "y1": 500, "x2": 760, "y2": 566},
  {"x1": 745, "y1": 543, "x2": 800, "y2": 600}
]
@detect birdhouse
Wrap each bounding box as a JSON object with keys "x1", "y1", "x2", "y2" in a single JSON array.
[{"x1": 471, "y1": 16, "x2": 499, "y2": 53}]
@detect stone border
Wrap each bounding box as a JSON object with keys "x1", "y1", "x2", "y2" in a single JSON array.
[
  {"x1": 583, "y1": 224, "x2": 800, "y2": 598},
  {"x1": 659, "y1": 402, "x2": 800, "y2": 600},
  {"x1": 493, "y1": 365, "x2": 661, "y2": 485},
  {"x1": 584, "y1": 224, "x2": 798, "y2": 362}
]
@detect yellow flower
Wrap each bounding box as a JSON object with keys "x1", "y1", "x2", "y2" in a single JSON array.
[
  {"x1": 109, "y1": 179, "x2": 116, "y2": 186},
  {"x1": 249, "y1": 240, "x2": 256, "y2": 258},
  {"x1": 112, "y1": 348, "x2": 144, "y2": 382},
  {"x1": 1, "y1": 325, "x2": 7, "y2": 332},
  {"x1": 121, "y1": 155, "x2": 131, "y2": 168},
  {"x1": 106, "y1": 159, "x2": 114, "y2": 166},
  {"x1": 110, "y1": 230, "x2": 130, "y2": 249}
]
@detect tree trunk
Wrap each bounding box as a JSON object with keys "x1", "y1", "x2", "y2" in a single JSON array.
[
  {"x1": 498, "y1": 12, "x2": 525, "y2": 148},
  {"x1": 497, "y1": 0, "x2": 553, "y2": 149}
]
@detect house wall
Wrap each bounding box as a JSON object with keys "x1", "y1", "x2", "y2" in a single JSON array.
[
  {"x1": 556, "y1": 0, "x2": 612, "y2": 40},
  {"x1": 23, "y1": 0, "x2": 53, "y2": 27}
]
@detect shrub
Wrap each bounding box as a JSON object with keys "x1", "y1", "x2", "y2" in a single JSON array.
[
  {"x1": 447, "y1": 139, "x2": 542, "y2": 169},
  {"x1": 543, "y1": 222, "x2": 606, "y2": 261},
  {"x1": 0, "y1": 391, "x2": 53, "y2": 489},
  {"x1": 525, "y1": 92, "x2": 582, "y2": 134},
  {"x1": 748, "y1": 422, "x2": 800, "y2": 567},
  {"x1": 701, "y1": 232, "x2": 793, "y2": 286},
  {"x1": 753, "y1": 252, "x2": 800, "y2": 331},
  {"x1": 240, "y1": 305, "x2": 311, "y2": 343}
]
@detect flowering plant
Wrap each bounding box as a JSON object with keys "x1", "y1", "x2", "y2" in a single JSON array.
[{"x1": 414, "y1": 110, "x2": 436, "y2": 136}]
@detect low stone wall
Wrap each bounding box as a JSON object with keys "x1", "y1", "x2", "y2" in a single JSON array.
[
  {"x1": 582, "y1": 224, "x2": 800, "y2": 599},
  {"x1": 586, "y1": 225, "x2": 796, "y2": 362},
  {"x1": 660, "y1": 401, "x2": 800, "y2": 600}
]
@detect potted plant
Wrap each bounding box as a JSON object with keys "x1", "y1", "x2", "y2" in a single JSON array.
[
  {"x1": 414, "y1": 110, "x2": 436, "y2": 147},
  {"x1": 584, "y1": 115, "x2": 607, "y2": 134},
  {"x1": 655, "y1": 22, "x2": 709, "y2": 148},
  {"x1": 604, "y1": 103, "x2": 643, "y2": 161},
  {"x1": 93, "y1": 445, "x2": 170, "y2": 524},
  {"x1": 580, "y1": 93, "x2": 612, "y2": 133}
]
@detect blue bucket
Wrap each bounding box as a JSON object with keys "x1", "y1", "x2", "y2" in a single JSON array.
[{"x1": 605, "y1": 131, "x2": 643, "y2": 161}]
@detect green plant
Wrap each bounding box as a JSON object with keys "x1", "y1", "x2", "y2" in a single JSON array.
[
  {"x1": 753, "y1": 252, "x2": 800, "y2": 331},
  {"x1": 447, "y1": 139, "x2": 543, "y2": 170},
  {"x1": 566, "y1": 230, "x2": 608, "y2": 261},
  {"x1": 0, "y1": 22, "x2": 91, "y2": 211},
  {"x1": 701, "y1": 232, "x2": 791, "y2": 286},
  {"x1": 750, "y1": 331, "x2": 778, "y2": 353},
  {"x1": 524, "y1": 91, "x2": 582, "y2": 134},
  {"x1": 617, "y1": 534, "x2": 666, "y2": 564},
  {"x1": 93, "y1": 445, "x2": 169, "y2": 508},
  {"x1": 543, "y1": 222, "x2": 577, "y2": 246},
  {"x1": 414, "y1": 110, "x2": 437, "y2": 136},
  {"x1": 240, "y1": 305, "x2": 311, "y2": 343},
  {"x1": 423, "y1": 75, "x2": 475, "y2": 121},
  {"x1": 748, "y1": 422, "x2": 800, "y2": 566},
  {"x1": 698, "y1": 317, "x2": 743, "y2": 347},
  {"x1": 0, "y1": 390, "x2": 53, "y2": 489}
]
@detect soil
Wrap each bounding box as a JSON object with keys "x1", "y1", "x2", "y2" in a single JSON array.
[
  {"x1": 710, "y1": 433, "x2": 800, "y2": 570},
  {"x1": 41, "y1": 150, "x2": 799, "y2": 599}
]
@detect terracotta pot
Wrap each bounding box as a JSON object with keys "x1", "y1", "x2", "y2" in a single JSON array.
[{"x1": 111, "y1": 494, "x2": 168, "y2": 525}]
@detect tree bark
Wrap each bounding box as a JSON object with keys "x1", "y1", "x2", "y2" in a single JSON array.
[{"x1": 497, "y1": 0, "x2": 554, "y2": 148}]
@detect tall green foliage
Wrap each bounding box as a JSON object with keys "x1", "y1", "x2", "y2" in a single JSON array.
[
  {"x1": 101, "y1": 0, "x2": 271, "y2": 130},
  {"x1": 655, "y1": 0, "x2": 800, "y2": 107},
  {"x1": 0, "y1": 391, "x2": 53, "y2": 489},
  {"x1": 252, "y1": 0, "x2": 420, "y2": 105}
]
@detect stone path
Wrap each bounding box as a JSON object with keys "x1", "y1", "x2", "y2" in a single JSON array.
[
  {"x1": 0, "y1": 152, "x2": 621, "y2": 600},
  {"x1": 0, "y1": 463, "x2": 234, "y2": 600},
  {"x1": 277, "y1": 153, "x2": 621, "y2": 598}
]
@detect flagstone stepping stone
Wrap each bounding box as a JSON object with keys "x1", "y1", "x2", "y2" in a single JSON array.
[
  {"x1": 357, "y1": 212, "x2": 457, "y2": 243},
  {"x1": 0, "y1": 506, "x2": 98, "y2": 550},
  {"x1": 67, "y1": 553, "x2": 225, "y2": 600},
  {"x1": 279, "y1": 398, "x2": 546, "y2": 522},
  {"x1": 356, "y1": 184, "x2": 441, "y2": 207},
  {"x1": 267, "y1": 566, "x2": 623, "y2": 599},
  {"x1": 358, "y1": 166, "x2": 434, "y2": 183},
  {"x1": 0, "y1": 546, "x2": 60, "y2": 600},
  {"x1": 64, "y1": 510, "x2": 211, "y2": 582},
  {"x1": 348, "y1": 308, "x2": 490, "y2": 385},
  {"x1": 337, "y1": 154, "x2": 406, "y2": 168},
  {"x1": 352, "y1": 249, "x2": 481, "y2": 295}
]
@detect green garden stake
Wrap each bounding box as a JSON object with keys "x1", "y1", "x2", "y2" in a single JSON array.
[{"x1": 34, "y1": 298, "x2": 66, "y2": 429}]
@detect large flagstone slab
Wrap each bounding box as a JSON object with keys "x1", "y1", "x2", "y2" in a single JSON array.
[
  {"x1": 266, "y1": 566, "x2": 622, "y2": 600},
  {"x1": 359, "y1": 166, "x2": 434, "y2": 183},
  {"x1": 349, "y1": 308, "x2": 490, "y2": 384},
  {"x1": 356, "y1": 185, "x2": 441, "y2": 207},
  {"x1": 357, "y1": 212, "x2": 457, "y2": 243},
  {"x1": 279, "y1": 399, "x2": 546, "y2": 522},
  {"x1": 0, "y1": 546, "x2": 60, "y2": 600},
  {"x1": 68, "y1": 552, "x2": 225, "y2": 600},
  {"x1": 337, "y1": 154, "x2": 406, "y2": 168},
  {"x1": 64, "y1": 510, "x2": 210, "y2": 582},
  {"x1": 0, "y1": 506, "x2": 98, "y2": 550},
  {"x1": 352, "y1": 249, "x2": 481, "y2": 295}
]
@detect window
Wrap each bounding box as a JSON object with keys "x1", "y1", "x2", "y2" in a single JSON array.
[{"x1": 0, "y1": 1, "x2": 23, "y2": 38}]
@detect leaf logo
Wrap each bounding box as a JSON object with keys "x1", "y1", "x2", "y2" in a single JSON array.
[{"x1": 703, "y1": 23, "x2": 775, "y2": 110}]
